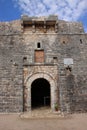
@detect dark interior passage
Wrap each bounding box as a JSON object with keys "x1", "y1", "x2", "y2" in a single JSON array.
[{"x1": 31, "y1": 78, "x2": 50, "y2": 109}]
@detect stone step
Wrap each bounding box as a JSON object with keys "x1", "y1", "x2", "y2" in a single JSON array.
[{"x1": 20, "y1": 107, "x2": 64, "y2": 119}]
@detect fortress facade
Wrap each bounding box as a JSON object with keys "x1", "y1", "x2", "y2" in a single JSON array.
[{"x1": 0, "y1": 15, "x2": 87, "y2": 113}]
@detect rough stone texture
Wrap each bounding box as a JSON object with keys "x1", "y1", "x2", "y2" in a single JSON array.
[
  {"x1": 23, "y1": 65, "x2": 58, "y2": 111},
  {"x1": 0, "y1": 15, "x2": 87, "y2": 113}
]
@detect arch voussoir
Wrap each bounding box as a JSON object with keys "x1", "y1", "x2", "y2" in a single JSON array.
[{"x1": 24, "y1": 73, "x2": 58, "y2": 112}]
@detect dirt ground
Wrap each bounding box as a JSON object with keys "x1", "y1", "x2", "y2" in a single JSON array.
[{"x1": 0, "y1": 113, "x2": 87, "y2": 130}]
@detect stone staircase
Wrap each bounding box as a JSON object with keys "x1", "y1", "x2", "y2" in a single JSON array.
[{"x1": 20, "y1": 107, "x2": 64, "y2": 119}]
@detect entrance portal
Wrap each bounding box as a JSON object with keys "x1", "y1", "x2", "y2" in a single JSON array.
[{"x1": 31, "y1": 78, "x2": 50, "y2": 109}]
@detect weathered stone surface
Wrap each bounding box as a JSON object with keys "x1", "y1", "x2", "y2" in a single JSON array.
[{"x1": 0, "y1": 15, "x2": 87, "y2": 113}]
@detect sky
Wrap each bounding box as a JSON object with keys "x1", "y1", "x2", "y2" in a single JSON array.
[{"x1": 0, "y1": 0, "x2": 87, "y2": 32}]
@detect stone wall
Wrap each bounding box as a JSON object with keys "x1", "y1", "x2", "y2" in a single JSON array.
[
  {"x1": 58, "y1": 20, "x2": 84, "y2": 33},
  {"x1": 0, "y1": 20, "x2": 21, "y2": 35},
  {"x1": 0, "y1": 15, "x2": 87, "y2": 113},
  {"x1": 0, "y1": 34, "x2": 24, "y2": 112},
  {"x1": 56, "y1": 34, "x2": 87, "y2": 113},
  {"x1": 23, "y1": 64, "x2": 58, "y2": 111}
]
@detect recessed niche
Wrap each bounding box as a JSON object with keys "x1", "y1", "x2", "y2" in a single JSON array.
[
  {"x1": 10, "y1": 60, "x2": 13, "y2": 62},
  {"x1": 23, "y1": 57, "x2": 27, "y2": 62},
  {"x1": 63, "y1": 41, "x2": 65, "y2": 44},
  {"x1": 80, "y1": 39, "x2": 82, "y2": 44},
  {"x1": 53, "y1": 57, "x2": 57, "y2": 60},
  {"x1": 37, "y1": 42, "x2": 41, "y2": 48}
]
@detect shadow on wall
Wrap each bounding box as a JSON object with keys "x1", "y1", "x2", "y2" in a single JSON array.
[{"x1": 66, "y1": 68, "x2": 76, "y2": 113}]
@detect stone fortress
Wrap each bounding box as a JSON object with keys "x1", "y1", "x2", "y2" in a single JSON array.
[{"x1": 0, "y1": 15, "x2": 87, "y2": 113}]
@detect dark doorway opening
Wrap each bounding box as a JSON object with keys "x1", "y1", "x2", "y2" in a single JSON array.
[{"x1": 31, "y1": 78, "x2": 50, "y2": 109}]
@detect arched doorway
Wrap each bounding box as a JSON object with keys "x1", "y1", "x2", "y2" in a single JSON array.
[
  {"x1": 31, "y1": 78, "x2": 50, "y2": 109},
  {"x1": 24, "y1": 72, "x2": 58, "y2": 112}
]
